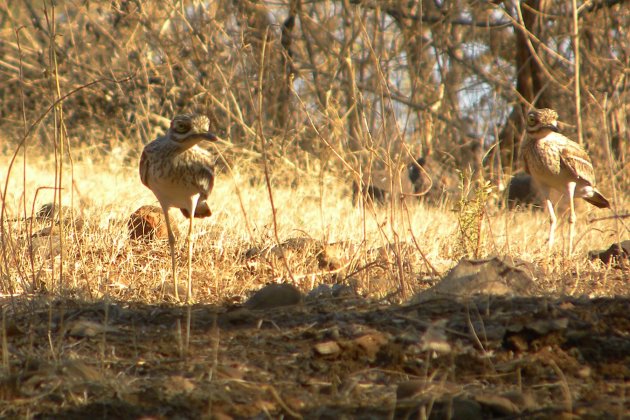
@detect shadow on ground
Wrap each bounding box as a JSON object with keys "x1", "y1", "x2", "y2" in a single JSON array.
[{"x1": 1, "y1": 289, "x2": 629, "y2": 419}]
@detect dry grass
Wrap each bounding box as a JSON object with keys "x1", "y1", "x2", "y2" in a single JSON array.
[
  {"x1": 0, "y1": 2, "x2": 626, "y2": 305},
  {"x1": 1, "y1": 142, "x2": 626, "y2": 305},
  {"x1": 0, "y1": 3, "x2": 628, "y2": 417}
]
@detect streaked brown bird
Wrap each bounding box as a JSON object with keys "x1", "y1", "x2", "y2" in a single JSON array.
[
  {"x1": 521, "y1": 108, "x2": 610, "y2": 253},
  {"x1": 140, "y1": 114, "x2": 218, "y2": 301}
]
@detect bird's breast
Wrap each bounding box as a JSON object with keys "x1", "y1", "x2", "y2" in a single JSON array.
[
  {"x1": 523, "y1": 139, "x2": 561, "y2": 176},
  {"x1": 147, "y1": 176, "x2": 203, "y2": 210}
]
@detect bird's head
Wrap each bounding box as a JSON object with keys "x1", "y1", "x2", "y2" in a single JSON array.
[
  {"x1": 526, "y1": 108, "x2": 559, "y2": 134},
  {"x1": 168, "y1": 114, "x2": 218, "y2": 145}
]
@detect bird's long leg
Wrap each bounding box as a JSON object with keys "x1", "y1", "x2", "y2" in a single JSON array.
[
  {"x1": 185, "y1": 196, "x2": 199, "y2": 303},
  {"x1": 567, "y1": 181, "x2": 577, "y2": 255},
  {"x1": 162, "y1": 207, "x2": 179, "y2": 301},
  {"x1": 545, "y1": 197, "x2": 557, "y2": 250}
]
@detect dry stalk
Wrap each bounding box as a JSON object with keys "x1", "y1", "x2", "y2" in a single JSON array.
[
  {"x1": 1, "y1": 307, "x2": 8, "y2": 371},
  {"x1": 548, "y1": 358, "x2": 574, "y2": 413},
  {"x1": 571, "y1": 0, "x2": 583, "y2": 146},
  {"x1": 257, "y1": 26, "x2": 296, "y2": 285}
]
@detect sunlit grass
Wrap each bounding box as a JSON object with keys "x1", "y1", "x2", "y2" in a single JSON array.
[{"x1": 1, "y1": 143, "x2": 626, "y2": 303}]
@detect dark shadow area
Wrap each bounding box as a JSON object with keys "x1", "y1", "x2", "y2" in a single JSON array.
[{"x1": 1, "y1": 293, "x2": 629, "y2": 418}]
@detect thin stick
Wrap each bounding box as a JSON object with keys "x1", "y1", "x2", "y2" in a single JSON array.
[
  {"x1": 572, "y1": 0, "x2": 583, "y2": 145},
  {"x1": 256, "y1": 26, "x2": 296, "y2": 285}
]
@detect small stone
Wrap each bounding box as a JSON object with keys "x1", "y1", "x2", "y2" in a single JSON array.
[
  {"x1": 32, "y1": 203, "x2": 83, "y2": 237},
  {"x1": 245, "y1": 283, "x2": 303, "y2": 310},
  {"x1": 306, "y1": 284, "x2": 333, "y2": 300},
  {"x1": 36, "y1": 203, "x2": 72, "y2": 222},
  {"x1": 314, "y1": 341, "x2": 341, "y2": 355},
  {"x1": 578, "y1": 366, "x2": 591, "y2": 378}
]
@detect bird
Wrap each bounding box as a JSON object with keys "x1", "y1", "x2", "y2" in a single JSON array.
[
  {"x1": 139, "y1": 113, "x2": 218, "y2": 301},
  {"x1": 521, "y1": 108, "x2": 610, "y2": 254}
]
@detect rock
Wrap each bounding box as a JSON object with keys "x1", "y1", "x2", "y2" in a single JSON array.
[
  {"x1": 419, "y1": 319, "x2": 451, "y2": 354},
  {"x1": 36, "y1": 203, "x2": 73, "y2": 221},
  {"x1": 313, "y1": 341, "x2": 341, "y2": 356},
  {"x1": 128, "y1": 205, "x2": 175, "y2": 241},
  {"x1": 32, "y1": 203, "x2": 84, "y2": 237},
  {"x1": 306, "y1": 283, "x2": 357, "y2": 301},
  {"x1": 306, "y1": 284, "x2": 334, "y2": 300},
  {"x1": 245, "y1": 283, "x2": 303, "y2": 310},
  {"x1": 411, "y1": 257, "x2": 537, "y2": 303},
  {"x1": 507, "y1": 173, "x2": 542, "y2": 209},
  {"x1": 503, "y1": 318, "x2": 569, "y2": 352},
  {"x1": 589, "y1": 240, "x2": 630, "y2": 268}
]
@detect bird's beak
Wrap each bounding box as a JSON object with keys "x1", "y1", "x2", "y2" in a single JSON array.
[
  {"x1": 544, "y1": 123, "x2": 559, "y2": 133},
  {"x1": 202, "y1": 132, "x2": 218, "y2": 141}
]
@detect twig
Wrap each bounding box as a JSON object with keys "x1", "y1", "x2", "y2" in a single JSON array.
[
  {"x1": 572, "y1": 0, "x2": 583, "y2": 145},
  {"x1": 588, "y1": 213, "x2": 630, "y2": 223}
]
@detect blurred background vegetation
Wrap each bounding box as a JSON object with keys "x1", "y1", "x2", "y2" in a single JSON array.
[{"x1": 0, "y1": 0, "x2": 627, "y2": 196}]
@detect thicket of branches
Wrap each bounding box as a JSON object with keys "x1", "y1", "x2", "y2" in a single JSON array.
[{"x1": 0, "y1": 0, "x2": 627, "y2": 189}]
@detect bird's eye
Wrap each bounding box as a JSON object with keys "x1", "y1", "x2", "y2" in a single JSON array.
[
  {"x1": 174, "y1": 120, "x2": 191, "y2": 133},
  {"x1": 527, "y1": 114, "x2": 536, "y2": 125}
]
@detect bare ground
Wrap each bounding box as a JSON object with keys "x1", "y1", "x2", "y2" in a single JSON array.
[{"x1": 2, "y1": 277, "x2": 629, "y2": 419}]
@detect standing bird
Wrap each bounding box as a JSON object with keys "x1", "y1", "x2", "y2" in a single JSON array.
[
  {"x1": 521, "y1": 108, "x2": 610, "y2": 254},
  {"x1": 139, "y1": 114, "x2": 218, "y2": 301}
]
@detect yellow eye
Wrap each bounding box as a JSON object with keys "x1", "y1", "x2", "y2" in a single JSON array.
[
  {"x1": 527, "y1": 114, "x2": 536, "y2": 125},
  {"x1": 174, "y1": 119, "x2": 191, "y2": 133}
]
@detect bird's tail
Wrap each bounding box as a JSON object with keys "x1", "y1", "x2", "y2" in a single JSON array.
[
  {"x1": 583, "y1": 189, "x2": 610, "y2": 209},
  {"x1": 180, "y1": 201, "x2": 212, "y2": 218}
]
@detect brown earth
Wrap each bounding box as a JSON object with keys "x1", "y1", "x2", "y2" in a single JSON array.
[{"x1": 1, "y1": 288, "x2": 629, "y2": 419}]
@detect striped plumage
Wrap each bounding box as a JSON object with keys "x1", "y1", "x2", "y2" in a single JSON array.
[
  {"x1": 521, "y1": 108, "x2": 610, "y2": 253},
  {"x1": 139, "y1": 114, "x2": 218, "y2": 301}
]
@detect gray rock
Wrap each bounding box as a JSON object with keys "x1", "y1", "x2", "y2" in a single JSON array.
[
  {"x1": 411, "y1": 257, "x2": 537, "y2": 303},
  {"x1": 245, "y1": 283, "x2": 303, "y2": 310}
]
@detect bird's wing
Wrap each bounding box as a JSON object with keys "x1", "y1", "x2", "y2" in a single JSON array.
[
  {"x1": 522, "y1": 154, "x2": 530, "y2": 174},
  {"x1": 558, "y1": 138, "x2": 596, "y2": 185},
  {"x1": 189, "y1": 150, "x2": 216, "y2": 196},
  {"x1": 139, "y1": 150, "x2": 150, "y2": 187},
  {"x1": 193, "y1": 166, "x2": 215, "y2": 197}
]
